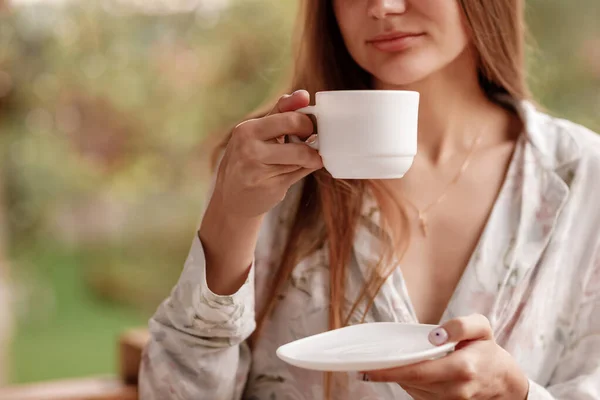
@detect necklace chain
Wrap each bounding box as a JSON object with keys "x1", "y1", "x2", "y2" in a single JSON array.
[{"x1": 398, "y1": 134, "x2": 483, "y2": 237}]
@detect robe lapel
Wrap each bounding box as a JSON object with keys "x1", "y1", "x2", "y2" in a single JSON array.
[{"x1": 490, "y1": 102, "x2": 573, "y2": 340}]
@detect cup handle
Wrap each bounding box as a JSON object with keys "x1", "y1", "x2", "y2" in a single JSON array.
[{"x1": 290, "y1": 106, "x2": 319, "y2": 150}]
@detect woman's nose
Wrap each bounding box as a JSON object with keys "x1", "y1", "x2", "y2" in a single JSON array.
[{"x1": 367, "y1": 0, "x2": 408, "y2": 20}]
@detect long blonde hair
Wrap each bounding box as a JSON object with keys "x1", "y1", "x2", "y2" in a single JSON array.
[{"x1": 215, "y1": 0, "x2": 530, "y2": 396}]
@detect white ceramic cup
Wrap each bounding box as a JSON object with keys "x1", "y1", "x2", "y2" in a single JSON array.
[{"x1": 294, "y1": 90, "x2": 419, "y2": 179}]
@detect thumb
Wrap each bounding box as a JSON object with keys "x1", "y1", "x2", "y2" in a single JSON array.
[{"x1": 428, "y1": 314, "x2": 493, "y2": 346}]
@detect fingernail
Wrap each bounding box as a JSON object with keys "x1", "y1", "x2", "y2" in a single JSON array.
[
  {"x1": 355, "y1": 372, "x2": 369, "y2": 381},
  {"x1": 429, "y1": 327, "x2": 448, "y2": 346}
]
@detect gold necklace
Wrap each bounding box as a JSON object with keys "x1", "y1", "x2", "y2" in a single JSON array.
[{"x1": 398, "y1": 134, "x2": 482, "y2": 237}]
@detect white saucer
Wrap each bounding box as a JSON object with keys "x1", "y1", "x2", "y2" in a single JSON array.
[{"x1": 276, "y1": 322, "x2": 456, "y2": 372}]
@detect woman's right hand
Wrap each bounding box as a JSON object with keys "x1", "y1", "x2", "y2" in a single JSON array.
[
  {"x1": 211, "y1": 89, "x2": 322, "y2": 219},
  {"x1": 199, "y1": 90, "x2": 322, "y2": 295}
]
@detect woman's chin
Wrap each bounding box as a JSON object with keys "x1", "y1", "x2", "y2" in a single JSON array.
[
  {"x1": 371, "y1": 70, "x2": 433, "y2": 89},
  {"x1": 368, "y1": 60, "x2": 437, "y2": 89}
]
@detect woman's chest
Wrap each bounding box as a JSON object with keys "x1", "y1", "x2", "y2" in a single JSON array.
[
  {"x1": 392, "y1": 144, "x2": 518, "y2": 325},
  {"x1": 398, "y1": 208, "x2": 490, "y2": 325}
]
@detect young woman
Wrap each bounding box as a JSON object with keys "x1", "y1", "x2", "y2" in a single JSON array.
[{"x1": 139, "y1": 0, "x2": 600, "y2": 399}]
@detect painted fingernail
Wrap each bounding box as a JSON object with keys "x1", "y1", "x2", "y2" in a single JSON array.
[
  {"x1": 355, "y1": 372, "x2": 369, "y2": 381},
  {"x1": 429, "y1": 327, "x2": 449, "y2": 345}
]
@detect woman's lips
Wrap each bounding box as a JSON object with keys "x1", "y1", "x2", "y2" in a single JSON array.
[{"x1": 368, "y1": 33, "x2": 425, "y2": 52}]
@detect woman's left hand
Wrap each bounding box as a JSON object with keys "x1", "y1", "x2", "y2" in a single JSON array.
[{"x1": 361, "y1": 314, "x2": 530, "y2": 400}]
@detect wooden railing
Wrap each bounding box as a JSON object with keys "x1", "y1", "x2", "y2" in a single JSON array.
[{"x1": 0, "y1": 329, "x2": 149, "y2": 400}]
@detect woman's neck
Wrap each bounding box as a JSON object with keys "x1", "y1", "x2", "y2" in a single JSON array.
[{"x1": 374, "y1": 48, "x2": 517, "y2": 164}]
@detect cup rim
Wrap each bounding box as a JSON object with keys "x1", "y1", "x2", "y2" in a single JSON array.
[{"x1": 315, "y1": 90, "x2": 419, "y2": 96}]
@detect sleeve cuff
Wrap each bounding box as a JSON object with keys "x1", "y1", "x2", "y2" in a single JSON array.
[
  {"x1": 188, "y1": 233, "x2": 255, "y2": 303},
  {"x1": 158, "y1": 234, "x2": 256, "y2": 341}
]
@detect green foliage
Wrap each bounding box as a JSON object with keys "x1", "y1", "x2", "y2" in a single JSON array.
[
  {"x1": 10, "y1": 242, "x2": 149, "y2": 383},
  {"x1": 1, "y1": 0, "x2": 297, "y2": 242},
  {"x1": 526, "y1": 0, "x2": 600, "y2": 130},
  {"x1": 3, "y1": 0, "x2": 300, "y2": 383}
]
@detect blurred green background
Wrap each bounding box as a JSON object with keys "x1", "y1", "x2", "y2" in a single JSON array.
[{"x1": 0, "y1": 0, "x2": 597, "y2": 386}]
